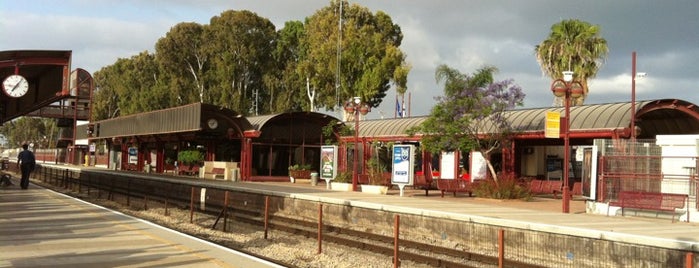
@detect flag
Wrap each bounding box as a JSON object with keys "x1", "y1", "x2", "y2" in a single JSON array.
[{"x1": 396, "y1": 99, "x2": 403, "y2": 117}]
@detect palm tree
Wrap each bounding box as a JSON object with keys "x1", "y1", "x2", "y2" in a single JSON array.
[{"x1": 535, "y1": 19, "x2": 608, "y2": 106}]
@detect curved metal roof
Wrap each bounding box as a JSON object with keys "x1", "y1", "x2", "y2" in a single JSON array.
[
  {"x1": 353, "y1": 99, "x2": 699, "y2": 139},
  {"x1": 246, "y1": 112, "x2": 341, "y2": 131},
  {"x1": 356, "y1": 116, "x2": 427, "y2": 138}
]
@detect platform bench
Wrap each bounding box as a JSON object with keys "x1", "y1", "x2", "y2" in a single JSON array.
[
  {"x1": 205, "y1": 168, "x2": 225, "y2": 180},
  {"x1": 178, "y1": 165, "x2": 200, "y2": 176},
  {"x1": 437, "y1": 179, "x2": 474, "y2": 198},
  {"x1": 529, "y1": 179, "x2": 563, "y2": 198},
  {"x1": 608, "y1": 191, "x2": 689, "y2": 222}
]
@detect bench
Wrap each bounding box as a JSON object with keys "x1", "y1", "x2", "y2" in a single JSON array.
[
  {"x1": 608, "y1": 191, "x2": 689, "y2": 222},
  {"x1": 178, "y1": 165, "x2": 199, "y2": 176},
  {"x1": 437, "y1": 179, "x2": 474, "y2": 197},
  {"x1": 205, "y1": 167, "x2": 225, "y2": 180},
  {"x1": 528, "y1": 179, "x2": 562, "y2": 198},
  {"x1": 413, "y1": 172, "x2": 438, "y2": 196}
]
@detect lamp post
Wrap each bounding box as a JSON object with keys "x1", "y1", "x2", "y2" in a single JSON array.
[
  {"x1": 344, "y1": 97, "x2": 371, "y2": 191},
  {"x1": 551, "y1": 71, "x2": 583, "y2": 213}
]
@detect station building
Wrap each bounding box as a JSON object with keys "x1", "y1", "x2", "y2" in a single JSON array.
[{"x1": 75, "y1": 98, "x2": 699, "y2": 219}]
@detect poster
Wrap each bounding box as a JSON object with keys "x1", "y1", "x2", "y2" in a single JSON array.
[
  {"x1": 128, "y1": 147, "x2": 138, "y2": 165},
  {"x1": 440, "y1": 151, "x2": 457, "y2": 180},
  {"x1": 320, "y1": 145, "x2": 338, "y2": 180},
  {"x1": 470, "y1": 151, "x2": 488, "y2": 181},
  {"x1": 391, "y1": 144, "x2": 414, "y2": 185}
]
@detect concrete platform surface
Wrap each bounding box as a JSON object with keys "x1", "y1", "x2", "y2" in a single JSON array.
[{"x1": 0, "y1": 181, "x2": 283, "y2": 268}]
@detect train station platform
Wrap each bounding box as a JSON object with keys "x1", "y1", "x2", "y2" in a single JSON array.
[
  {"x1": 0, "y1": 178, "x2": 283, "y2": 268},
  {"x1": 3, "y1": 166, "x2": 698, "y2": 266}
]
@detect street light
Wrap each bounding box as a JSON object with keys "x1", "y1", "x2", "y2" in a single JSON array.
[
  {"x1": 344, "y1": 97, "x2": 371, "y2": 191},
  {"x1": 551, "y1": 71, "x2": 583, "y2": 213}
]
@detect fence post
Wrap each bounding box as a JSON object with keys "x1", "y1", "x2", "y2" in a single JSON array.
[
  {"x1": 264, "y1": 196, "x2": 270, "y2": 239},
  {"x1": 498, "y1": 229, "x2": 505, "y2": 268},
  {"x1": 687, "y1": 252, "x2": 694, "y2": 268},
  {"x1": 394, "y1": 214, "x2": 400, "y2": 268},
  {"x1": 318, "y1": 203, "x2": 323, "y2": 254},
  {"x1": 190, "y1": 187, "x2": 195, "y2": 223}
]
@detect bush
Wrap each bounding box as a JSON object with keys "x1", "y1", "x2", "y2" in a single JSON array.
[
  {"x1": 178, "y1": 150, "x2": 204, "y2": 166},
  {"x1": 334, "y1": 171, "x2": 352, "y2": 183},
  {"x1": 473, "y1": 176, "x2": 531, "y2": 200}
]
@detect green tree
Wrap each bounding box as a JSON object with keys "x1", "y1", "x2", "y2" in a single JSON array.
[
  {"x1": 300, "y1": 0, "x2": 409, "y2": 112},
  {"x1": 268, "y1": 20, "x2": 307, "y2": 112},
  {"x1": 408, "y1": 65, "x2": 525, "y2": 182},
  {"x1": 93, "y1": 52, "x2": 168, "y2": 119},
  {"x1": 535, "y1": 19, "x2": 608, "y2": 106},
  {"x1": 155, "y1": 22, "x2": 209, "y2": 105},
  {"x1": 0, "y1": 117, "x2": 57, "y2": 148},
  {"x1": 207, "y1": 10, "x2": 277, "y2": 115}
]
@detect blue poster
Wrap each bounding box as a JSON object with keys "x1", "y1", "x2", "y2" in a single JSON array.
[{"x1": 391, "y1": 144, "x2": 414, "y2": 185}]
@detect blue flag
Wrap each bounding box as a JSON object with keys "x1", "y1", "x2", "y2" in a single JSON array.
[{"x1": 396, "y1": 99, "x2": 403, "y2": 117}]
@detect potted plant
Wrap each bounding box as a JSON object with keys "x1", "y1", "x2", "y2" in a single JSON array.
[
  {"x1": 288, "y1": 164, "x2": 311, "y2": 183},
  {"x1": 330, "y1": 171, "x2": 353, "y2": 191},
  {"x1": 177, "y1": 149, "x2": 204, "y2": 175}
]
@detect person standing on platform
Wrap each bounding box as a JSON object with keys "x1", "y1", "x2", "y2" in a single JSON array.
[{"x1": 17, "y1": 144, "x2": 36, "y2": 190}]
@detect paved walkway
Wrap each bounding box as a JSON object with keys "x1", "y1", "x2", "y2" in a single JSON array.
[{"x1": 0, "y1": 178, "x2": 283, "y2": 268}]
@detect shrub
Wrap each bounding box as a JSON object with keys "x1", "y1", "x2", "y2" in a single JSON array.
[
  {"x1": 473, "y1": 176, "x2": 531, "y2": 200},
  {"x1": 334, "y1": 171, "x2": 352, "y2": 183}
]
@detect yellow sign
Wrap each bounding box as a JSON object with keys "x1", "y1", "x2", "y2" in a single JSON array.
[{"x1": 545, "y1": 111, "x2": 560, "y2": 138}]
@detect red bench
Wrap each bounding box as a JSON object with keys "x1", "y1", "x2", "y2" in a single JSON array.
[
  {"x1": 528, "y1": 179, "x2": 562, "y2": 198},
  {"x1": 178, "y1": 165, "x2": 200, "y2": 176},
  {"x1": 437, "y1": 179, "x2": 474, "y2": 197},
  {"x1": 205, "y1": 167, "x2": 225, "y2": 179},
  {"x1": 608, "y1": 191, "x2": 689, "y2": 222}
]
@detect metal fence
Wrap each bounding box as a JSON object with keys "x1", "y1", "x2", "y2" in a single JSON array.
[{"x1": 596, "y1": 139, "x2": 698, "y2": 211}]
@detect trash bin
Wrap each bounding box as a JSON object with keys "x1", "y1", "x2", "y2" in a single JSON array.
[
  {"x1": 231, "y1": 169, "x2": 239, "y2": 182},
  {"x1": 310, "y1": 172, "x2": 319, "y2": 186}
]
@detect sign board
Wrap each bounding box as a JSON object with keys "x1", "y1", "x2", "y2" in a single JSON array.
[
  {"x1": 439, "y1": 151, "x2": 458, "y2": 180},
  {"x1": 391, "y1": 144, "x2": 414, "y2": 185},
  {"x1": 470, "y1": 151, "x2": 488, "y2": 181},
  {"x1": 320, "y1": 145, "x2": 338, "y2": 180},
  {"x1": 545, "y1": 111, "x2": 560, "y2": 139},
  {"x1": 128, "y1": 147, "x2": 138, "y2": 165}
]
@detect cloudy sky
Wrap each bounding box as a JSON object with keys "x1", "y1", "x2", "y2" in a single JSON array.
[{"x1": 2, "y1": 0, "x2": 698, "y2": 119}]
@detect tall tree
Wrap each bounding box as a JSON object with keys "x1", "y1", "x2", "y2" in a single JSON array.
[
  {"x1": 155, "y1": 22, "x2": 209, "y2": 105},
  {"x1": 535, "y1": 19, "x2": 608, "y2": 106},
  {"x1": 408, "y1": 65, "x2": 525, "y2": 182},
  {"x1": 207, "y1": 10, "x2": 277, "y2": 115},
  {"x1": 300, "y1": 0, "x2": 409, "y2": 112},
  {"x1": 268, "y1": 21, "x2": 307, "y2": 112},
  {"x1": 93, "y1": 52, "x2": 167, "y2": 119}
]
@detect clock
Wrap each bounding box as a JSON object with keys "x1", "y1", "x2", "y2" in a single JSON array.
[
  {"x1": 207, "y1": 118, "x2": 219, "y2": 129},
  {"x1": 3, "y1": 74, "x2": 29, "y2": 98}
]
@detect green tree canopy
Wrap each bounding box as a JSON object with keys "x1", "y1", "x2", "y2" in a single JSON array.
[
  {"x1": 91, "y1": 3, "x2": 410, "y2": 119},
  {"x1": 300, "y1": 0, "x2": 410, "y2": 111},
  {"x1": 535, "y1": 19, "x2": 608, "y2": 106}
]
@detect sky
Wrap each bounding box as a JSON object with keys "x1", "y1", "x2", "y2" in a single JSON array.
[{"x1": 2, "y1": 0, "x2": 698, "y2": 119}]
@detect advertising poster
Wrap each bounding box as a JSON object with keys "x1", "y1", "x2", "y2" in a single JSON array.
[
  {"x1": 320, "y1": 145, "x2": 338, "y2": 180},
  {"x1": 391, "y1": 144, "x2": 414, "y2": 185},
  {"x1": 470, "y1": 151, "x2": 488, "y2": 181},
  {"x1": 440, "y1": 151, "x2": 457, "y2": 180},
  {"x1": 128, "y1": 147, "x2": 138, "y2": 165}
]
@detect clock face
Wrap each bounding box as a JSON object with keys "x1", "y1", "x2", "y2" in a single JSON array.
[
  {"x1": 3, "y1": 74, "x2": 29, "y2": 98},
  {"x1": 207, "y1": 118, "x2": 219, "y2": 129}
]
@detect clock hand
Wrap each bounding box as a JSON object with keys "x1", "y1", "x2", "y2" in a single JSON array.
[{"x1": 10, "y1": 81, "x2": 20, "y2": 92}]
